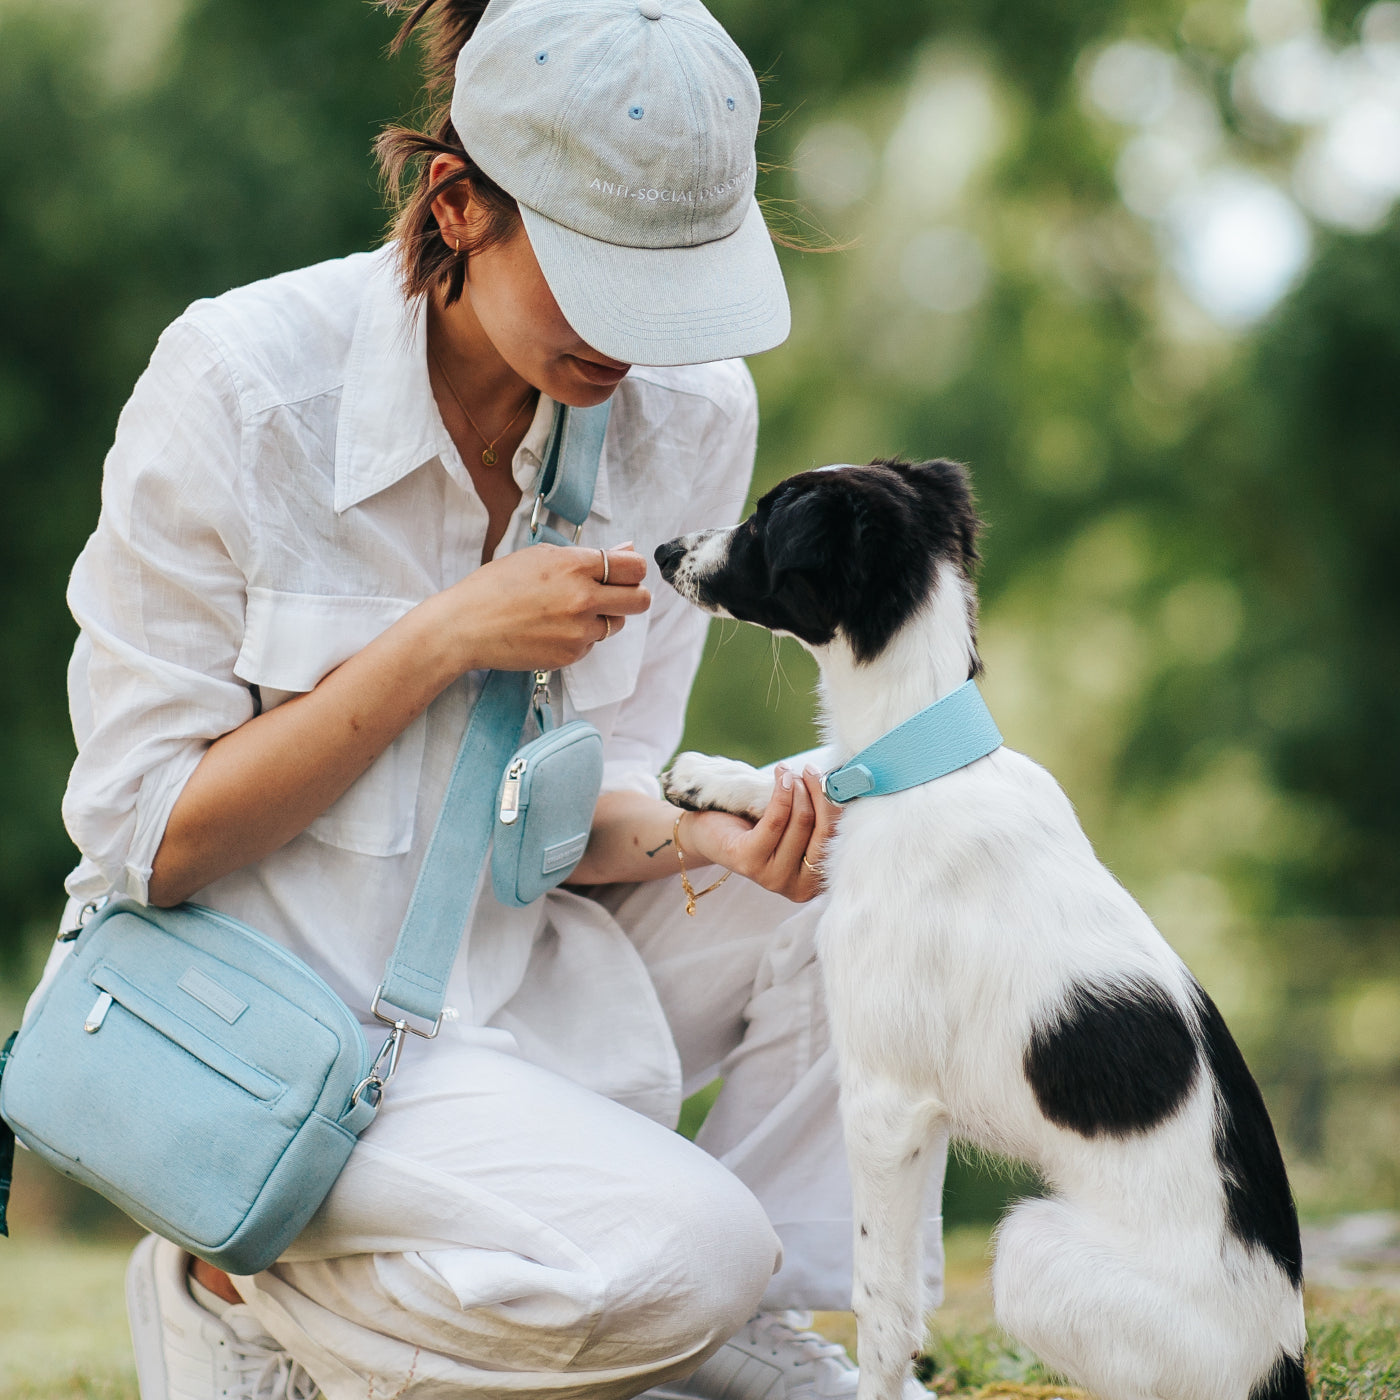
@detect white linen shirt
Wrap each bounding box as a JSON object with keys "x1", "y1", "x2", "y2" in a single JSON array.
[{"x1": 59, "y1": 245, "x2": 757, "y2": 1123}]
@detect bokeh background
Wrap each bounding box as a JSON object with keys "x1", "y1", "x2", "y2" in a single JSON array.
[{"x1": 1, "y1": 0, "x2": 1398, "y2": 1303}]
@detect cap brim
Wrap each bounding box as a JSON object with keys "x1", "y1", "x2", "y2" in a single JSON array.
[{"x1": 519, "y1": 197, "x2": 791, "y2": 367}]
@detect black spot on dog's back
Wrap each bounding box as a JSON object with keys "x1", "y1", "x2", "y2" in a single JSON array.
[
  {"x1": 1249, "y1": 1351, "x2": 1308, "y2": 1400},
  {"x1": 1194, "y1": 983, "x2": 1304, "y2": 1287},
  {"x1": 1024, "y1": 980, "x2": 1198, "y2": 1137}
]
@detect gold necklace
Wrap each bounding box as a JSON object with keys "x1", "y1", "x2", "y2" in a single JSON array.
[{"x1": 429, "y1": 346, "x2": 536, "y2": 468}]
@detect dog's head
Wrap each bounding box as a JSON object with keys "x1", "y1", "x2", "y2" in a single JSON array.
[{"x1": 655, "y1": 458, "x2": 981, "y2": 664}]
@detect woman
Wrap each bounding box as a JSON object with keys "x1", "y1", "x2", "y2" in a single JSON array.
[{"x1": 55, "y1": 1, "x2": 945, "y2": 1397}]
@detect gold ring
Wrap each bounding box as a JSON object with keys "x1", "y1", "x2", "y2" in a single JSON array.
[
  {"x1": 602, "y1": 616, "x2": 613, "y2": 640},
  {"x1": 599, "y1": 548, "x2": 610, "y2": 585},
  {"x1": 802, "y1": 854, "x2": 820, "y2": 873}
]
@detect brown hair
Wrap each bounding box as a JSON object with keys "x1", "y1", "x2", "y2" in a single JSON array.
[{"x1": 374, "y1": 0, "x2": 520, "y2": 307}]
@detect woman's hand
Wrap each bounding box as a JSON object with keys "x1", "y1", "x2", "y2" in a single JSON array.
[
  {"x1": 680, "y1": 766, "x2": 839, "y2": 903},
  {"x1": 438, "y1": 543, "x2": 649, "y2": 673}
]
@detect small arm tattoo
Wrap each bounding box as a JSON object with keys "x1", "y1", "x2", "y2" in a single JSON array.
[{"x1": 645, "y1": 837, "x2": 674, "y2": 858}]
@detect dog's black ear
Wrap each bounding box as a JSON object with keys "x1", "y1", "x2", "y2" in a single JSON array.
[
  {"x1": 764, "y1": 487, "x2": 845, "y2": 580},
  {"x1": 877, "y1": 457, "x2": 981, "y2": 572}
]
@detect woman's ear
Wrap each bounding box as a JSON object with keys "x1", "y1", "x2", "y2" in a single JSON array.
[{"x1": 428, "y1": 153, "x2": 474, "y2": 252}]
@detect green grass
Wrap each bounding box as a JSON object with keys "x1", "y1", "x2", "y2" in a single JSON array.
[
  {"x1": 1, "y1": 1235, "x2": 1396, "y2": 1400},
  {"x1": 0, "y1": 1239, "x2": 138, "y2": 1400}
]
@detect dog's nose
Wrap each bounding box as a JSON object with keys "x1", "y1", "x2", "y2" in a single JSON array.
[{"x1": 654, "y1": 539, "x2": 685, "y2": 580}]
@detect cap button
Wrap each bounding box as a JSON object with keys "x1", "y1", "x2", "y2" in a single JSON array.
[{"x1": 638, "y1": 0, "x2": 663, "y2": 17}]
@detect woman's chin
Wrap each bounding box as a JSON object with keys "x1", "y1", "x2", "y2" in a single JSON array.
[{"x1": 547, "y1": 361, "x2": 631, "y2": 407}]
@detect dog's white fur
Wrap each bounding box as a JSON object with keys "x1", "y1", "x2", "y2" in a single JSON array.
[{"x1": 662, "y1": 533, "x2": 1305, "y2": 1400}]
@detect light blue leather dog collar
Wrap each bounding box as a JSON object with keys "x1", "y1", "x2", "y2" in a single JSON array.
[{"x1": 821, "y1": 678, "x2": 1003, "y2": 804}]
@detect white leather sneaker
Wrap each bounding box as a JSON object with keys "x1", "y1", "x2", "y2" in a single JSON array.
[
  {"x1": 125, "y1": 1234, "x2": 319, "y2": 1400},
  {"x1": 645, "y1": 1310, "x2": 928, "y2": 1400}
]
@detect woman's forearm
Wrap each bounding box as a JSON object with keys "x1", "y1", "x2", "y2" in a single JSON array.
[
  {"x1": 567, "y1": 790, "x2": 715, "y2": 887},
  {"x1": 146, "y1": 545, "x2": 649, "y2": 907},
  {"x1": 147, "y1": 593, "x2": 465, "y2": 906}
]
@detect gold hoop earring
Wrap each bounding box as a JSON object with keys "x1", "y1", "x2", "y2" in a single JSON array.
[{"x1": 453, "y1": 235, "x2": 462, "y2": 254}]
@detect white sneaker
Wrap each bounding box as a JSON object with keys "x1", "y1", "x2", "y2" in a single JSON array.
[
  {"x1": 644, "y1": 1310, "x2": 928, "y2": 1400},
  {"x1": 125, "y1": 1234, "x2": 319, "y2": 1400}
]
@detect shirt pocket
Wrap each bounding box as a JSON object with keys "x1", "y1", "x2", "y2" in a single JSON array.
[
  {"x1": 234, "y1": 588, "x2": 424, "y2": 858},
  {"x1": 561, "y1": 611, "x2": 650, "y2": 715}
]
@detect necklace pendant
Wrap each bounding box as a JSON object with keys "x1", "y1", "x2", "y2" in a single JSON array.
[{"x1": 481, "y1": 447, "x2": 499, "y2": 467}]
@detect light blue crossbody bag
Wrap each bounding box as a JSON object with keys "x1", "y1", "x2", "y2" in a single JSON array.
[{"x1": 0, "y1": 400, "x2": 611, "y2": 1272}]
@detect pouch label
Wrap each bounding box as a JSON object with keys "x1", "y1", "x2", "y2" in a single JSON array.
[{"x1": 541, "y1": 833, "x2": 589, "y2": 875}]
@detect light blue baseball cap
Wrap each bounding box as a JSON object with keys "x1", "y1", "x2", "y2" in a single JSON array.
[{"x1": 451, "y1": 0, "x2": 791, "y2": 367}]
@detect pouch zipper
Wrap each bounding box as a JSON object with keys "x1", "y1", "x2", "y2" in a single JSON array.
[
  {"x1": 499, "y1": 758, "x2": 527, "y2": 825},
  {"x1": 497, "y1": 723, "x2": 594, "y2": 827}
]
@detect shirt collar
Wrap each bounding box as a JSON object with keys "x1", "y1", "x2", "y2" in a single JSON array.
[{"x1": 334, "y1": 247, "x2": 611, "y2": 521}]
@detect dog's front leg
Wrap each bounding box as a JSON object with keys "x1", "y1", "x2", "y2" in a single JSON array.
[{"x1": 844, "y1": 1078, "x2": 944, "y2": 1400}]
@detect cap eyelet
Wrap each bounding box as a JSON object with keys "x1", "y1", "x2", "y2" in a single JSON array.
[
  {"x1": 726, "y1": 96, "x2": 736, "y2": 110},
  {"x1": 629, "y1": 105, "x2": 645, "y2": 119},
  {"x1": 535, "y1": 50, "x2": 549, "y2": 63}
]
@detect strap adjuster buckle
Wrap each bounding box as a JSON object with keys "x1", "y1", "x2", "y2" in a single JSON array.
[
  {"x1": 529, "y1": 492, "x2": 583, "y2": 544},
  {"x1": 369, "y1": 984, "x2": 443, "y2": 1040}
]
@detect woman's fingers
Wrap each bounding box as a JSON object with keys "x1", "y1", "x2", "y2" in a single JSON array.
[
  {"x1": 798, "y1": 766, "x2": 840, "y2": 884},
  {"x1": 740, "y1": 765, "x2": 796, "y2": 867},
  {"x1": 770, "y1": 766, "x2": 817, "y2": 877},
  {"x1": 582, "y1": 544, "x2": 647, "y2": 590},
  {"x1": 597, "y1": 542, "x2": 642, "y2": 585}
]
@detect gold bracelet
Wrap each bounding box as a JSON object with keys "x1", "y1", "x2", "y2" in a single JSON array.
[{"x1": 674, "y1": 813, "x2": 731, "y2": 916}]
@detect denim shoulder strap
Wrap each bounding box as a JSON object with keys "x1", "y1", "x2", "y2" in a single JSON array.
[
  {"x1": 528, "y1": 400, "x2": 612, "y2": 545},
  {"x1": 375, "y1": 398, "x2": 610, "y2": 1030}
]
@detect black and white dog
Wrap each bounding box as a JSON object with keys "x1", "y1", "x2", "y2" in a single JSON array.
[{"x1": 654, "y1": 460, "x2": 1306, "y2": 1400}]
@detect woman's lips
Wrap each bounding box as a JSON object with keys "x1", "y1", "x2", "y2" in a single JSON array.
[{"x1": 568, "y1": 355, "x2": 631, "y2": 386}]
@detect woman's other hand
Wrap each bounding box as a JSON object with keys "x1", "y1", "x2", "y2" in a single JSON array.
[
  {"x1": 438, "y1": 544, "x2": 649, "y2": 673},
  {"x1": 681, "y1": 766, "x2": 838, "y2": 904}
]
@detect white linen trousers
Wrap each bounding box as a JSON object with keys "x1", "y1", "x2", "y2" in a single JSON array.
[{"x1": 225, "y1": 869, "x2": 948, "y2": 1400}]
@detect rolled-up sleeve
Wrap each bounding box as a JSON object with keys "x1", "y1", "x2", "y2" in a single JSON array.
[
  {"x1": 63, "y1": 318, "x2": 254, "y2": 904},
  {"x1": 598, "y1": 367, "x2": 759, "y2": 798}
]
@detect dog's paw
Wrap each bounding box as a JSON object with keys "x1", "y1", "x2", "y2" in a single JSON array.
[{"x1": 661, "y1": 752, "x2": 773, "y2": 821}]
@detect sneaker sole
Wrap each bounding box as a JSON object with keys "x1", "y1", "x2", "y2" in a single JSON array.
[{"x1": 125, "y1": 1234, "x2": 170, "y2": 1400}]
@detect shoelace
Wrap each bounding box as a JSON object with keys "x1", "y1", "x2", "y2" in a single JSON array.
[
  {"x1": 228, "y1": 1336, "x2": 320, "y2": 1400},
  {"x1": 745, "y1": 1311, "x2": 853, "y2": 1368}
]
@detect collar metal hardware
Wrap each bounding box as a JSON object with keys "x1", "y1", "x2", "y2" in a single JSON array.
[{"x1": 819, "y1": 679, "x2": 1003, "y2": 805}]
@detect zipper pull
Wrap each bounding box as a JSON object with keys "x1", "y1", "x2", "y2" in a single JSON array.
[
  {"x1": 499, "y1": 757, "x2": 527, "y2": 825},
  {"x1": 84, "y1": 991, "x2": 113, "y2": 1034},
  {"x1": 531, "y1": 670, "x2": 555, "y2": 732}
]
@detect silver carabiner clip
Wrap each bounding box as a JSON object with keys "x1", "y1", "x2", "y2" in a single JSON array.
[{"x1": 349, "y1": 1020, "x2": 407, "y2": 1108}]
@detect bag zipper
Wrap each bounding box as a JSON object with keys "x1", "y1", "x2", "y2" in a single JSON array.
[{"x1": 84, "y1": 991, "x2": 113, "y2": 1033}]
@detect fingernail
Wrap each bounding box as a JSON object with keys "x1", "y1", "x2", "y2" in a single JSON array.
[
  {"x1": 780, "y1": 769, "x2": 793, "y2": 790},
  {"x1": 804, "y1": 766, "x2": 820, "y2": 779}
]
